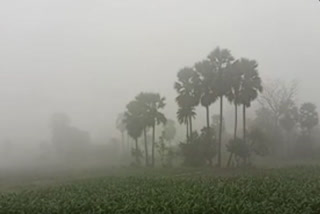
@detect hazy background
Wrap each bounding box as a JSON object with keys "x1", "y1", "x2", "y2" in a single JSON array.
[{"x1": 0, "y1": 0, "x2": 319, "y2": 146}]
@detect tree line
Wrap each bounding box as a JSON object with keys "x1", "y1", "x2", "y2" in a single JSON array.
[{"x1": 118, "y1": 46, "x2": 319, "y2": 168}]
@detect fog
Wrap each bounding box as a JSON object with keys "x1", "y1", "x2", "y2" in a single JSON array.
[{"x1": 0, "y1": 0, "x2": 319, "y2": 170}]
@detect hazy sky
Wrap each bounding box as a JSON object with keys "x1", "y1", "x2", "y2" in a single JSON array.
[{"x1": 0, "y1": 0, "x2": 319, "y2": 144}]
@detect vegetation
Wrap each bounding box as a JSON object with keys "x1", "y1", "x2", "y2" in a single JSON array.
[
  {"x1": 1, "y1": 167, "x2": 320, "y2": 214},
  {"x1": 119, "y1": 46, "x2": 320, "y2": 169}
]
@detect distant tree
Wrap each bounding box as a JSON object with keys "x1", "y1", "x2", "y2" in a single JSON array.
[
  {"x1": 227, "y1": 128, "x2": 268, "y2": 167},
  {"x1": 279, "y1": 100, "x2": 299, "y2": 157},
  {"x1": 252, "y1": 107, "x2": 282, "y2": 155},
  {"x1": 226, "y1": 138, "x2": 250, "y2": 167},
  {"x1": 207, "y1": 47, "x2": 234, "y2": 167},
  {"x1": 299, "y1": 102, "x2": 319, "y2": 135},
  {"x1": 116, "y1": 113, "x2": 127, "y2": 153},
  {"x1": 293, "y1": 103, "x2": 319, "y2": 159},
  {"x1": 177, "y1": 106, "x2": 196, "y2": 141},
  {"x1": 225, "y1": 60, "x2": 244, "y2": 167},
  {"x1": 211, "y1": 115, "x2": 225, "y2": 138},
  {"x1": 258, "y1": 80, "x2": 298, "y2": 127},
  {"x1": 237, "y1": 58, "x2": 263, "y2": 146},
  {"x1": 195, "y1": 60, "x2": 217, "y2": 140},
  {"x1": 136, "y1": 92, "x2": 167, "y2": 167},
  {"x1": 162, "y1": 119, "x2": 177, "y2": 145},
  {"x1": 180, "y1": 127, "x2": 216, "y2": 167},
  {"x1": 248, "y1": 128, "x2": 269, "y2": 157},
  {"x1": 175, "y1": 67, "x2": 200, "y2": 141},
  {"x1": 124, "y1": 101, "x2": 144, "y2": 165},
  {"x1": 156, "y1": 131, "x2": 177, "y2": 168},
  {"x1": 257, "y1": 81, "x2": 298, "y2": 157}
]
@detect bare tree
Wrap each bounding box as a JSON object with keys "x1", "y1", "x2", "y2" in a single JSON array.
[
  {"x1": 258, "y1": 79, "x2": 298, "y2": 126},
  {"x1": 257, "y1": 79, "x2": 298, "y2": 157}
]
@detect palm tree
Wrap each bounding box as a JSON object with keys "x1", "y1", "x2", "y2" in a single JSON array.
[
  {"x1": 194, "y1": 60, "x2": 218, "y2": 134},
  {"x1": 124, "y1": 101, "x2": 144, "y2": 165},
  {"x1": 207, "y1": 47, "x2": 234, "y2": 167},
  {"x1": 174, "y1": 67, "x2": 200, "y2": 141},
  {"x1": 225, "y1": 61, "x2": 243, "y2": 167},
  {"x1": 238, "y1": 58, "x2": 263, "y2": 148},
  {"x1": 136, "y1": 92, "x2": 167, "y2": 167},
  {"x1": 177, "y1": 106, "x2": 196, "y2": 141}
]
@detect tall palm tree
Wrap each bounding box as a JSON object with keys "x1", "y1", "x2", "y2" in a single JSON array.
[
  {"x1": 194, "y1": 60, "x2": 218, "y2": 133},
  {"x1": 225, "y1": 61, "x2": 243, "y2": 167},
  {"x1": 207, "y1": 47, "x2": 234, "y2": 167},
  {"x1": 124, "y1": 101, "x2": 144, "y2": 165},
  {"x1": 238, "y1": 58, "x2": 263, "y2": 147},
  {"x1": 136, "y1": 92, "x2": 167, "y2": 167},
  {"x1": 174, "y1": 67, "x2": 200, "y2": 141},
  {"x1": 177, "y1": 106, "x2": 196, "y2": 140}
]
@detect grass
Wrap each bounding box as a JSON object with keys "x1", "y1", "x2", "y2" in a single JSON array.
[{"x1": 0, "y1": 166, "x2": 320, "y2": 213}]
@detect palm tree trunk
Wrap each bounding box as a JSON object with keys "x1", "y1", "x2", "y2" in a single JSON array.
[
  {"x1": 189, "y1": 116, "x2": 193, "y2": 141},
  {"x1": 206, "y1": 106, "x2": 210, "y2": 130},
  {"x1": 135, "y1": 138, "x2": 139, "y2": 165},
  {"x1": 218, "y1": 96, "x2": 223, "y2": 168},
  {"x1": 243, "y1": 104, "x2": 247, "y2": 164},
  {"x1": 206, "y1": 105, "x2": 212, "y2": 166},
  {"x1": 243, "y1": 104, "x2": 246, "y2": 143},
  {"x1": 143, "y1": 128, "x2": 149, "y2": 166},
  {"x1": 121, "y1": 131, "x2": 125, "y2": 154},
  {"x1": 227, "y1": 103, "x2": 237, "y2": 167},
  {"x1": 152, "y1": 122, "x2": 156, "y2": 167},
  {"x1": 186, "y1": 120, "x2": 189, "y2": 142}
]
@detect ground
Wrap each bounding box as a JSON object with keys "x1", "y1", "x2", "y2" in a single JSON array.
[{"x1": 0, "y1": 166, "x2": 320, "y2": 213}]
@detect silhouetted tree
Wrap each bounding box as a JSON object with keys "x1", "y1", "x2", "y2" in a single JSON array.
[
  {"x1": 124, "y1": 100, "x2": 144, "y2": 165},
  {"x1": 207, "y1": 47, "x2": 234, "y2": 167},
  {"x1": 175, "y1": 67, "x2": 200, "y2": 141},
  {"x1": 237, "y1": 58, "x2": 263, "y2": 148},
  {"x1": 136, "y1": 92, "x2": 167, "y2": 167},
  {"x1": 226, "y1": 60, "x2": 244, "y2": 167},
  {"x1": 177, "y1": 106, "x2": 196, "y2": 141},
  {"x1": 195, "y1": 60, "x2": 218, "y2": 151}
]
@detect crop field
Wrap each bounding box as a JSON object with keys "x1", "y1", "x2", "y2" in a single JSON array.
[{"x1": 0, "y1": 167, "x2": 320, "y2": 214}]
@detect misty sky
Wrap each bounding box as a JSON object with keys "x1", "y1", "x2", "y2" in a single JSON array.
[{"x1": 0, "y1": 0, "x2": 319, "y2": 144}]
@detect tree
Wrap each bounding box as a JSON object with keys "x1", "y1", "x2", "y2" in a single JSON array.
[
  {"x1": 258, "y1": 80, "x2": 298, "y2": 127},
  {"x1": 180, "y1": 127, "x2": 216, "y2": 167},
  {"x1": 227, "y1": 128, "x2": 268, "y2": 167},
  {"x1": 195, "y1": 60, "x2": 217, "y2": 132},
  {"x1": 299, "y1": 102, "x2": 319, "y2": 135},
  {"x1": 195, "y1": 60, "x2": 218, "y2": 154},
  {"x1": 225, "y1": 60, "x2": 244, "y2": 167},
  {"x1": 207, "y1": 47, "x2": 234, "y2": 167},
  {"x1": 177, "y1": 106, "x2": 196, "y2": 141},
  {"x1": 162, "y1": 119, "x2": 177, "y2": 145},
  {"x1": 136, "y1": 92, "x2": 167, "y2": 167},
  {"x1": 279, "y1": 100, "x2": 299, "y2": 157},
  {"x1": 116, "y1": 113, "x2": 127, "y2": 153},
  {"x1": 238, "y1": 58, "x2": 263, "y2": 148},
  {"x1": 257, "y1": 80, "x2": 298, "y2": 156},
  {"x1": 124, "y1": 100, "x2": 144, "y2": 165},
  {"x1": 156, "y1": 132, "x2": 177, "y2": 168},
  {"x1": 175, "y1": 67, "x2": 200, "y2": 141}
]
